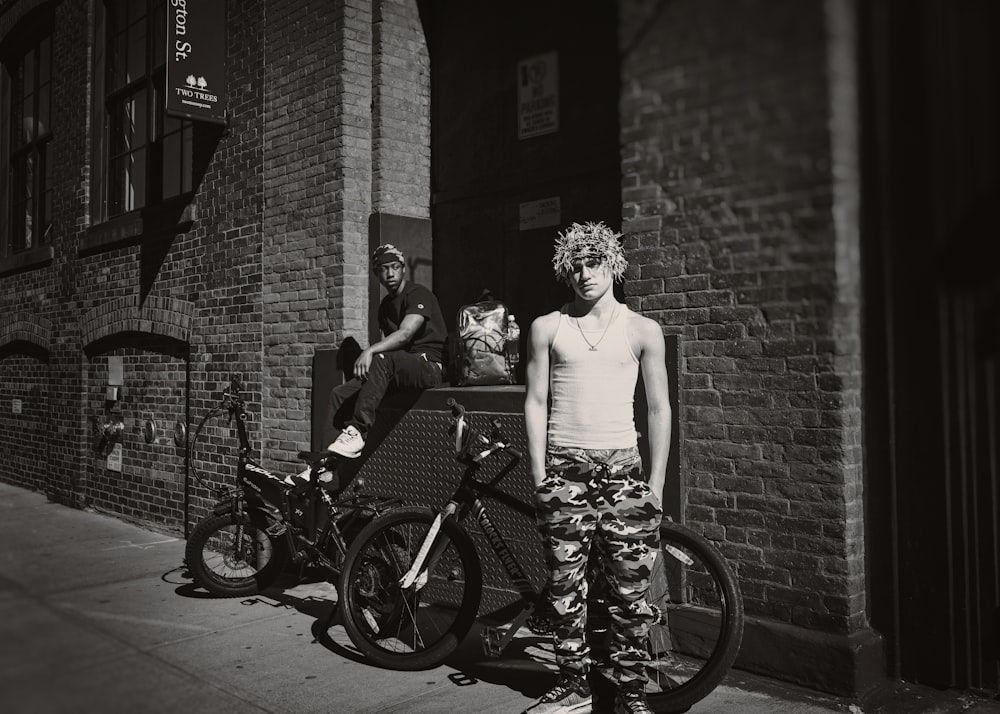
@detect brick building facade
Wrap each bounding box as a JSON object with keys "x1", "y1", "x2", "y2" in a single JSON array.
[
  {"x1": 0, "y1": 0, "x2": 430, "y2": 520},
  {"x1": 2, "y1": 0, "x2": 997, "y2": 700}
]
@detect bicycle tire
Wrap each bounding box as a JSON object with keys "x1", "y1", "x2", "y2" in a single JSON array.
[
  {"x1": 185, "y1": 512, "x2": 288, "y2": 597},
  {"x1": 638, "y1": 520, "x2": 744, "y2": 713},
  {"x1": 338, "y1": 506, "x2": 482, "y2": 670}
]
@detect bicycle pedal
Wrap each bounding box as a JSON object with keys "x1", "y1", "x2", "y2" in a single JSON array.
[
  {"x1": 480, "y1": 625, "x2": 505, "y2": 658},
  {"x1": 265, "y1": 522, "x2": 287, "y2": 536}
]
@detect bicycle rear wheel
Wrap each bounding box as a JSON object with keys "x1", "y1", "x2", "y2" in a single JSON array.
[
  {"x1": 338, "y1": 506, "x2": 482, "y2": 670},
  {"x1": 639, "y1": 520, "x2": 744, "y2": 713}
]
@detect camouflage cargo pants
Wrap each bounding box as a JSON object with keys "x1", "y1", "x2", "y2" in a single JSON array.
[{"x1": 534, "y1": 446, "x2": 662, "y2": 683}]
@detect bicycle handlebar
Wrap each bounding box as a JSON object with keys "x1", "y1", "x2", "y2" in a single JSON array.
[
  {"x1": 447, "y1": 398, "x2": 469, "y2": 455},
  {"x1": 446, "y1": 397, "x2": 465, "y2": 418},
  {"x1": 446, "y1": 399, "x2": 521, "y2": 462},
  {"x1": 220, "y1": 379, "x2": 247, "y2": 414}
]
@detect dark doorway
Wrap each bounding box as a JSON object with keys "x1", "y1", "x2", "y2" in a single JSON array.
[
  {"x1": 862, "y1": 0, "x2": 1000, "y2": 693},
  {"x1": 420, "y1": 1, "x2": 622, "y2": 335}
]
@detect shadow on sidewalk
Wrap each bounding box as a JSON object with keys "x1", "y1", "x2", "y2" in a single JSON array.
[
  {"x1": 441, "y1": 623, "x2": 556, "y2": 698},
  {"x1": 172, "y1": 563, "x2": 349, "y2": 632},
  {"x1": 168, "y1": 560, "x2": 568, "y2": 702}
]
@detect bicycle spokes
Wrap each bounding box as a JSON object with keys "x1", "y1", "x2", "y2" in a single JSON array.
[
  {"x1": 198, "y1": 520, "x2": 276, "y2": 581},
  {"x1": 344, "y1": 517, "x2": 473, "y2": 658},
  {"x1": 642, "y1": 535, "x2": 734, "y2": 696}
]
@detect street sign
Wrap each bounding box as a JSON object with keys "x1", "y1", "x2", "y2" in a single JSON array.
[{"x1": 166, "y1": 0, "x2": 228, "y2": 124}]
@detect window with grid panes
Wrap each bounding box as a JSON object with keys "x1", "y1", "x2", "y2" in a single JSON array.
[
  {"x1": 98, "y1": 0, "x2": 193, "y2": 220},
  {"x1": 6, "y1": 29, "x2": 53, "y2": 253}
]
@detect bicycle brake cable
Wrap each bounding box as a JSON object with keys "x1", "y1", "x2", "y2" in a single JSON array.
[{"x1": 188, "y1": 406, "x2": 226, "y2": 490}]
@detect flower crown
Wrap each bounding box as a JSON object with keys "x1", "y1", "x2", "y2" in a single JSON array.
[{"x1": 552, "y1": 221, "x2": 627, "y2": 284}]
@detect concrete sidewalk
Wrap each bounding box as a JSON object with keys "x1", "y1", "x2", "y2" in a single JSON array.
[{"x1": 0, "y1": 481, "x2": 995, "y2": 714}]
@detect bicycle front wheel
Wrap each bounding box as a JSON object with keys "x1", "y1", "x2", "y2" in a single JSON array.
[
  {"x1": 185, "y1": 512, "x2": 288, "y2": 597},
  {"x1": 338, "y1": 506, "x2": 482, "y2": 670},
  {"x1": 640, "y1": 520, "x2": 744, "y2": 713}
]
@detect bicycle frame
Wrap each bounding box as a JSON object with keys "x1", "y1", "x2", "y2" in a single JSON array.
[
  {"x1": 337, "y1": 399, "x2": 744, "y2": 705},
  {"x1": 208, "y1": 392, "x2": 291, "y2": 527},
  {"x1": 209, "y1": 385, "x2": 393, "y2": 572},
  {"x1": 456, "y1": 471, "x2": 538, "y2": 599},
  {"x1": 399, "y1": 413, "x2": 543, "y2": 655}
]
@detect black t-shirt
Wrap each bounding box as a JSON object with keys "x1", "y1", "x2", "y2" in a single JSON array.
[{"x1": 378, "y1": 282, "x2": 447, "y2": 362}]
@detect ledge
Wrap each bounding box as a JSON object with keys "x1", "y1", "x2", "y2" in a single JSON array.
[
  {"x1": 0, "y1": 245, "x2": 54, "y2": 278},
  {"x1": 736, "y1": 616, "x2": 886, "y2": 697},
  {"x1": 81, "y1": 212, "x2": 144, "y2": 254},
  {"x1": 381, "y1": 385, "x2": 526, "y2": 414},
  {"x1": 81, "y1": 196, "x2": 196, "y2": 256}
]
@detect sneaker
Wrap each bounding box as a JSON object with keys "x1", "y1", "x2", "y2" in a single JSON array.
[
  {"x1": 284, "y1": 467, "x2": 311, "y2": 485},
  {"x1": 284, "y1": 466, "x2": 334, "y2": 485},
  {"x1": 613, "y1": 680, "x2": 652, "y2": 714},
  {"x1": 522, "y1": 673, "x2": 592, "y2": 714},
  {"x1": 329, "y1": 425, "x2": 364, "y2": 458}
]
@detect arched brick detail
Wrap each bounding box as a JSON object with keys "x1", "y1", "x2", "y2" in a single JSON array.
[
  {"x1": 82, "y1": 295, "x2": 194, "y2": 347},
  {"x1": 0, "y1": 312, "x2": 53, "y2": 355}
]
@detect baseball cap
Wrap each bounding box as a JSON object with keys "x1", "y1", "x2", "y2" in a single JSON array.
[{"x1": 371, "y1": 244, "x2": 405, "y2": 267}]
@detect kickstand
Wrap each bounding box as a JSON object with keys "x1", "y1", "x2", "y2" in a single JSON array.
[{"x1": 481, "y1": 605, "x2": 535, "y2": 657}]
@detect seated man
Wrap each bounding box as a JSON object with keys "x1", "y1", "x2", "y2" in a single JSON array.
[{"x1": 325, "y1": 243, "x2": 447, "y2": 458}]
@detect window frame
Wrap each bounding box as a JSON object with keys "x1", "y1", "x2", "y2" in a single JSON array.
[
  {"x1": 2, "y1": 22, "x2": 54, "y2": 258},
  {"x1": 92, "y1": 0, "x2": 193, "y2": 224}
]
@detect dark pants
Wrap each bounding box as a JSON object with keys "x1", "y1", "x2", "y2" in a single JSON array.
[{"x1": 325, "y1": 350, "x2": 442, "y2": 442}]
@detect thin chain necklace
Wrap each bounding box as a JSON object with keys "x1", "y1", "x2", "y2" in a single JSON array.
[{"x1": 573, "y1": 305, "x2": 618, "y2": 351}]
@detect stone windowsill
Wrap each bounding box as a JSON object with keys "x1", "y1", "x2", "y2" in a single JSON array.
[
  {"x1": 81, "y1": 196, "x2": 197, "y2": 255},
  {"x1": 0, "y1": 245, "x2": 55, "y2": 277}
]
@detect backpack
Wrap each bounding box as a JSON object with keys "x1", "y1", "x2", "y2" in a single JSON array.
[{"x1": 453, "y1": 299, "x2": 512, "y2": 386}]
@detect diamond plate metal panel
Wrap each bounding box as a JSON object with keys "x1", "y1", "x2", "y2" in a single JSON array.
[{"x1": 353, "y1": 401, "x2": 546, "y2": 615}]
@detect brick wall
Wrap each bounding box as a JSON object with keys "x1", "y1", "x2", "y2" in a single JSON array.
[
  {"x1": 181, "y1": 0, "x2": 267, "y2": 527},
  {"x1": 0, "y1": 333, "x2": 48, "y2": 492},
  {"x1": 372, "y1": 0, "x2": 430, "y2": 216},
  {"x1": 84, "y1": 339, "x2": 189, "y2": 529},
  {"x1": 0, "y1": 0, "x2": 94, "y2": 507},
  {"x1": 261, "y1": 1, "x2": 361, "y2": 477},
  {"x1": 618, "y1": 0, "x2": 866, "y2": 647}
]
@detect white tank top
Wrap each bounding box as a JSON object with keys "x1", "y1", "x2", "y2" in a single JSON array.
[{"x1": 547, "y1": 305, "x2": 640, "y2": 449}]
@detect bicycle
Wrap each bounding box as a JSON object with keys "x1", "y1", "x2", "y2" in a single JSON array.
[
  {"x1": 337, "y1": 398, "x2": 744, "y2": 713},
  {"x1": 184, "y1": 378, "x2": 401, "y2": 598}
]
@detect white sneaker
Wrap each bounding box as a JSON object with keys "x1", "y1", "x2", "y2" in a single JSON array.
[
  {"x1": 285, "y1": 466, "x2": 334, "y2": 485},
  {"x1": 284, "y1": 466, "x2": 311, "y2": 485},
  {"x1": 329, "y1": 425, "x2": 364, "y2": 458},
  {"x1": 522, "y1": 674, "x2": 592, "y2": 713}
]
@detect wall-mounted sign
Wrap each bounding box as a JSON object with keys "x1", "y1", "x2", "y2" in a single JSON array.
[
  {"x1": 108, "y1": 355, "x2": 123, "y2": 386},
  {"x1": 166, "y1": 0, "x2": 228, "y2": 125},
  {"x1": 519, "y1": 197, "x2": 561, "y2": 231},
  {"x1": 11, "y1": 399, "x2": 22, "y2": 415},
  {"x1": 517, "y1": 51, "x2": 558, "y2": 139},
  {"x1": 107, "y1": 443, "x2": 123, "y2": 472}
]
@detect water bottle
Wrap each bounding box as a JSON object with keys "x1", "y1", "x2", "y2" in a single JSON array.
[{"x1": 504, "y1": 314, "x2": 521, "y2": 378}]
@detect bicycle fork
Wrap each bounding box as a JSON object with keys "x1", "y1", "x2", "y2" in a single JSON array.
[{"x1": 399, "y1": 501, "x2": 459, "y2": 590}]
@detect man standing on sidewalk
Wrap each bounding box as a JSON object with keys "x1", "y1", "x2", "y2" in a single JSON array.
[
  {"x1": 523, "y1": 221, "x2": 671, "y2": 714},
  {"x1": 325, "y1": 243, "x2": 447, "y2": 458}
]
